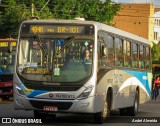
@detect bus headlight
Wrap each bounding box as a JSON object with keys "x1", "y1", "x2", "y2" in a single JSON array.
[
  {"x1": 15, "y1": 86, "x2": 25, "y2": 95},
  {"x1": 77, "y1": 85, "x2": 94, "y2": 100}
]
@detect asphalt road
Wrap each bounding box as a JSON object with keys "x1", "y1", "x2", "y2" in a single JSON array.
[{"x1": 0, "y1": 95, "x2": 160, "y2": 126}]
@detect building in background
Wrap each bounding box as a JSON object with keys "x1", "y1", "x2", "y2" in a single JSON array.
[
  {"x1": 154, "y1": 10, "x2": 160, "y2": 44},
  {"x1": 112, "y1": 4, "x2": 154, "y2": 44}
]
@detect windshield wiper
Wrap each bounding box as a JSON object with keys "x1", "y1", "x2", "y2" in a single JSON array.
[
  {"x1": 34, "y1": 35, "x2": 48, "y2": 62},
  {"x1": 55, "y1": 35, "x2": 76, "y2": 57}
]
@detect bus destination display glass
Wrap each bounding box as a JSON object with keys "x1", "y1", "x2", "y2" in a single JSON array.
[{"x1": 21, "y1": 23, "x2": 94, "y2": 35}]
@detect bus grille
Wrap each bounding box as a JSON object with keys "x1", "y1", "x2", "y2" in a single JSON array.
[
  {"x1": 25, "y1": 84, "x2": 81, "y2": 91},
  {"x1": 29, "y1": 100, "x2": 73, "y2": 110}
]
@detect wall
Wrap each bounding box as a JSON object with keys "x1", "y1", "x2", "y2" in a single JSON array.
[{"x1": 112, "y1": 4, "x2": 154, "y2": 44}]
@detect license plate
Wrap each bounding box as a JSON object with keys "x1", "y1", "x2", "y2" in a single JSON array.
[{"x1": 43, "y1": 106, "x2": 58, "y2": 112}]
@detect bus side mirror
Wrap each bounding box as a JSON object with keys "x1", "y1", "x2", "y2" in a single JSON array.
[
  {"x1": 103, "y1": 47, "x2": 108, "y2": 56},
  {"x1": 102, "y1": 46, "x2": 107, "y2": 57}
]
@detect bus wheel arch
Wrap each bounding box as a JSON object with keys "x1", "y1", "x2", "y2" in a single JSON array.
[
  {"x1": 94, "y1": 87, "x2": 113, "y2": 124},
  {"x1": 103, "y1": 87, "x2": 112, "y2": 117},
  {"x1": 120, "y1": 87, "x2": 139, "y2": 116}
]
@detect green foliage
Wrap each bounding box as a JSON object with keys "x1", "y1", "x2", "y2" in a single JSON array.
[
  {"x1": 151, "y1": 42, "x2": 160, "y2": 61},
  {"x1": 49, "y1": 0, "x2": 120, "y2": 23},
  {"x1": 0, "y1": 0, "x2": 31, "y2": 37},
  {"x1": 0, "y1": 0, "x2": 120, "y2": 38}
]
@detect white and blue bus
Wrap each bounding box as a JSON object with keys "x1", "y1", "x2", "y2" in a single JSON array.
[{"x1": 14, "y1": 19, "x2": 152, "y2": 123}]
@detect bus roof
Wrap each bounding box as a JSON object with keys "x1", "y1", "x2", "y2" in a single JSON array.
[
  {"x1": 21, "y1": 19, "x2": 150, "y2": 45},
  {"x1": 99, "y1": 23, "x2": 150, "y2": 45}
]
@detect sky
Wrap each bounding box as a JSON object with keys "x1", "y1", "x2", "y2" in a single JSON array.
[{"x1": 111, "y1": 0, "x2": 160, "y2": 7}]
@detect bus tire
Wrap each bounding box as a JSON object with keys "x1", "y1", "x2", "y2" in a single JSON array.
[
  {"x1": 119, "y1": 108, "x2": 126, "y2": 116},
  {"x1": 126, "y1": 90, "x2": 139, "y2": 116},
  {"x1": 94, "y1": 111, "x2": 104, "y2": 124},
  {"x1": 94, "y1": 92, "x2": 111, "y2": 124}
]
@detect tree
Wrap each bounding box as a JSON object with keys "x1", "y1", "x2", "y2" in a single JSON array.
[
  {"x1": 30, "y1": 0, "x2": 53, "y2": 19},
  {"x1": 0, "y1": 0, "x2": 30, "y2": 38},
  {"x1": 49, "y1": 0, "x2": 120, "y2": 23},
  {"x1": 0, "y1": 0, "x2": 120, "y2": 38},
  {"x1": 0, "y1": 0, "x2": 53, "y2": 38},
  {"x1": 152, "y1": 42, "x2": 160, "y2": 61}
]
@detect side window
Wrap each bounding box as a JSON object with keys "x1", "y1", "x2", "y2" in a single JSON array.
[
  {"x1": 107, "y1": 35, "x2": 114, "y2": 66},
  {"x1": 124, "y1": 40, "x2": 131, "y2": 68},
  {"x1": 115, "y1": 38, "x2": 123, "y2": 67},
  {"x1": 139, "y1": 45, "x2": 145, "y2": 69},
  {"x1": 0, "y1": 51, "x2": 8, "y2": 66},
  {"x1": 100, "y1": 42, "x2": 107, "y2": 67},
  {"x1": 97, "y1": 31, "x2": 107, "y2": 68},
  {"x1": 132, "y1": 42, "x2": 138, "y2": 68},
  {"x1": 145, "y1": 46, "x2": 151, "y2": 69}
]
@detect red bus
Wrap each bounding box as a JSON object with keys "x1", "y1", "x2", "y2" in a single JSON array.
[{"x1": 0, "y1": 38, "x2": 17, "y2": 100}]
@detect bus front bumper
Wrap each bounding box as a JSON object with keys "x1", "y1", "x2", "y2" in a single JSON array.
[{"x1": 14, "y1": 94, "x2": 103, "y2": 114}]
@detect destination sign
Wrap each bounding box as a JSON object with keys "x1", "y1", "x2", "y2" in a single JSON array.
[
  {"x1": 0, "y1": 41, "x2": 16, "y2": 47},
  {"x1": 23, "y1": 67, "x2": 50, "y2": 74},
  {"x1": 21, "y1": 23, "x2": 94, "y2": 35},
  {"x1": 30, "y1": 25, "x2": 86, "y2": 34}
]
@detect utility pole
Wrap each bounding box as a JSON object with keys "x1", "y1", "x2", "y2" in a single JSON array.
[
  {"x1": 31, "y1": 3, "x2": 35, "y2": 17},
  {"x1": 30, "y1": 3, "x2": 39, "y2": 19}
]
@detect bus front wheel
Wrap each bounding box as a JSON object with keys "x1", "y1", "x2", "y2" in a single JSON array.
[{"x1": 94, "y1": 92, "x2": 111, "y2": 124}]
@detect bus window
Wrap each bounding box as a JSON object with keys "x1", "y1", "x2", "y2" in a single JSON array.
[
  {"x1": 124, "y1": 40, "x2": 131, "y2": 68},
  {"x1": 107, "y1": 35, "x2": 114, "y2": 66},
  {"x1": 98, "y1": 31, "x2": 107, "y2": 68},
  {"x1": 115, "y1": 38, "x2": 123, "y2": 67},
  {"x1": 139, "y1": 45, "x2": 145, "y2": 69},
  {"x1": 0, "y1": 57, "x2": 7, "y2": 66},
  {"x1": 132, "y1": 43, "x2": 138, "y2": 68}
]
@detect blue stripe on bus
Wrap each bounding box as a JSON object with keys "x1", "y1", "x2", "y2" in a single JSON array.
[
  {"x1": 123, "y1": 70, "x2": 151, "y2": 94},
  {"x1": 19, "y1": 83, "x2": 47, "y2": 97},
  {"x1": 27, "y1": 90, "x2": 47, "y2": 97}
]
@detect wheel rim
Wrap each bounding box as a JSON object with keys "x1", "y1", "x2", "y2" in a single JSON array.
[
  {"x1": 135, "y1": 99, "x2": 138, "y2": 113},
  {"x1": 134, "y1": 92, "x2": 139, "y2": 113}
]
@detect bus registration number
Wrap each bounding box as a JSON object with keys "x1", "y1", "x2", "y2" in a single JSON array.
[{"x1": 43, "y1": 106, "x2": 58, "y2": 112}]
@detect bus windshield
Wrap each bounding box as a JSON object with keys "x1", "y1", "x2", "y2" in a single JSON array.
[
  {"x1": 0, "y1": 41, "x2": 16, "y2": 75},
  {"x1": 17, "y1": 35, "x2": 94, "y2": 82}
]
